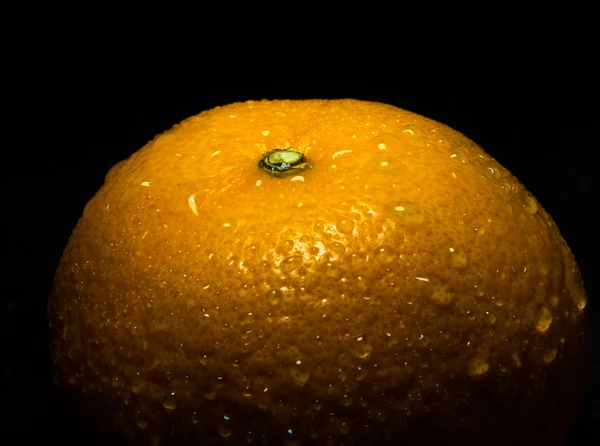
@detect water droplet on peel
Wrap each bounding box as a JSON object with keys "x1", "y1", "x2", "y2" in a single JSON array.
[
  {"x1": 205, "y1": 380, "x2": 224, "y2": 400},
  {"x1": 535, "y1": 306, "x2": 553, "y2": 333},
  {"x1": 191, "y1": 412, "x2": 200, "y2": 424},
  {"x1": 330, "y1": 241, "x2": 346, "y2": 255},
  {"x1": 341, "y1": 396, "x2": 354, "y2": 407},
  {"x1": 353, "y1": 343, "x2": 373, "y2": 360},
  {"x1": 266, "y1": 289, "x2": 282, "y2": 305},
  {"x1": 244, "y1": 244, "x2": 260, "y2": 260},
  {"x1": 136, "y1": 420, "x2": 148, "y2": 430},
  {"x1": 388, "y1": 202, "x2": 425, "y2": 226},
  {"x1": 279, "y1": 240, "x2": 295, "y2": 253},
  {"x1": 338, "y1": 369, "x2": 348, "y2": 382},
  {"x1": 486, "y1": 312, "x2": 497, "y2": 324},
  {"x1": 571, "y1": 288, "x2": 587, "y2": 311},
  {"x1": 220, "y1": 425, "x2": 233, "y2": 438},
  {"x1": 512, "y1": 352, "x2": 522, "y2": 368},
  {"x1": 371, "y1": 133, "x2": 404, "y2": 150},
  {"x1": 340, "y1": 422, "x2": 351, "y2": 435},
  {"x1": 374, "y1": 245, "x2": 395, "y2": 264},
  {"x1": 336, "y1": 218, "x2": 355, "y2": 234},
  {"x1": 450, "y1": 147, "x2": 471, "y2": 164},
  {"x1": 314, "y1": 221, "x2": 326, "y2": 233},
  {"x1": 355, "y1": 369, "x2": 368, "y2": 381},
  {"x1": 402, "y1": 125, "x2": 417, "y2": 135},
  {"x1": 447, "y1": 248, "x2": 468, "y2": 269},
  {"x1": 162, "y1": 392, "x2": 177, "y2": 410},
  {"x1": 524, "y1": 196, "x2": 538, "y2": 214},
  {"x1": 467, "y1": 356, "x2": 489, "y2": 377},
  {"x1": 290, "y1": 369, "x2": 311, "y2": 387},
  {"x1": 281, "y1": 256, "x2": 303, "y2": 273},
  {"x1": 324, "y1": 262, "x2": 342, "y2": 278},
  {"x1": 350, "y1": 252, "x2": 367, "y2": 267},
  {"x1": 543, "y1": 348, "x2": 558, "y2": 364}
]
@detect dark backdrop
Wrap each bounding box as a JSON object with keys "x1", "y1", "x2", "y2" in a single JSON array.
[{"x1": 2, "y1": 83, "x2": 597, "y2": 444}]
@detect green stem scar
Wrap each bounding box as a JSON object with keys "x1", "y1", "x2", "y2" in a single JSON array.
[{"x1": 259, "y1": 148, "x2": 310, "y2": 177}]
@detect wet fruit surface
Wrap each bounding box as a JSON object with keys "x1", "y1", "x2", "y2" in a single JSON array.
[{"x1": 49, "y1": 99, "x2": 590, "y2": 445}]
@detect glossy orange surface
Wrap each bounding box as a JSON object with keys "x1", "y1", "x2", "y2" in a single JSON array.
[{"x1": 49, "y1": 99, "x2": 590, "y2": 445}]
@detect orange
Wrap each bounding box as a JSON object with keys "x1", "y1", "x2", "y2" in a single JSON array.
[{"x1": 49, "y1": 99, "x2": 590, "y2": 445}]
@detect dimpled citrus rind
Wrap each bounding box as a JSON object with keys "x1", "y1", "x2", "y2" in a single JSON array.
[{"x1": 49, "y1": 99, "x2": 589, "y2": 445}]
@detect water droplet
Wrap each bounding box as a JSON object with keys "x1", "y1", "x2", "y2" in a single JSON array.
[
  {"x1": 353, "y1": 343, "x2": 373, "y2": 360},
  {"x1": 402, "y1": 125, "x2": 417, "y2": 135},
  {"x1": 451, "y1": 147, "x2": 471, "y2": 164},
  {"x1": 543, "y1": 348, "x2": 557, "y2": 364},
  {"x1": 136, "y1": 420, "x2": 148, "y2": 430},
  {"x1": 467, "y1": 356, "x2": 489, "y2": 377},
  {"x1": 512, "y1": 352, "x2": 522, "y2": 368},
  {"x1": 355, "y1": 369, "x2": 368, "y2": 381},
  {"x1": 336, "y1": 218, "x2": 355, "y2": 234},
  {"x1": 341, "y1": 395, "x2": 353, "y2": 407},
  {"x1": 162, "y1": 392, "x2": 177, "y2": 410},
  {"x1": 296, "y1": 287, "x2": 313, "y2": 302},
  {"x1": 244, "y1": 244, "x2": 260, "y2": 260},
  {"x1": 340, "y1": 422, "x2": 351, "y2": 435},
  {"x1": 330, "y1": 241, "x2": 346, "y2": 255},
  {"x1": 373, "y1": 245, "x2": 395, "y2": 264},
  {"x1": 486, "y1": 312, "x2": 497, "y2": 324},
  {"x1": 524, "y1": 196, "x2": 538, "y2": 214},
  {"x1": 290, "y1": 369, "x2": 311, "y2": 387},
  {"x1": 266, "y1": 289, "x2": 282, "y2": 305},
  {"x1": 219, "y1": 426, "x2": 233, "y2": 438},
  {"x1": 571, "y1": 288, "x2": 587, "y2": 311},
  {"x1": 280, "y1": 255, "x2": 303, "y2": 273},
  {"x1": 314, "y1": 221, "x2": 326, "y2": 233},
  {"x1": 204, "y1": 380, "x2": 224, "y2": 400},
  {"x1": 447, "y1": 248, "x2": 468, "y2": 269},
  {"x1": 131, "y1": 379, "x2": 144, "y2": 394},
  {"x1": 535, "y1": 306, "x2": 553, "y2": 333},
  {"x1": 388, "y1": 202, "x2": 425, "y2": 226},
  {"x1": 191, "y1": 412, "x2": 200, "y2": 424},
  {"x1": 371, "y1": 133, "x2": 403, "y2": 150},
  {"x1": 278, "y1": 240, "x2": 295, "y2": 254},
  {"x1": 350, "y1": 252, "x2": 367, "y2": 267},
  {"x1": 475, "y1": 287, "x2": 485, "y2": 297},
  {"x1": 324, "y1": 262, "x2": 342, "y2": 279}
]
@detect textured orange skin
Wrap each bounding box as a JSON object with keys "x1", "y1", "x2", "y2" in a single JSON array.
[{"x1": 49, "y1": 100, "x2": 590, "y2": 445}]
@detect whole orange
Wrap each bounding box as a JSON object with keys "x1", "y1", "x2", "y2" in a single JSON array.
[{"x1": 49, "y1": 99, "x2": 590, "y2": 445}]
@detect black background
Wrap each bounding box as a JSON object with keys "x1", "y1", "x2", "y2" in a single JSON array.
[{"x1": 2, "y1": 83, "x2": 598, "y2": 444}]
